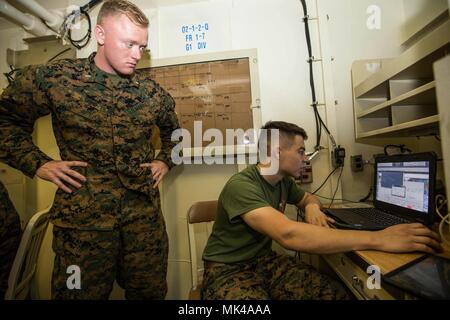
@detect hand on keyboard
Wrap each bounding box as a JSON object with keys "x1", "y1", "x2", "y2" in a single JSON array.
[{"x1": 375, "y1": 223, "x2": 443, "y2": 254}]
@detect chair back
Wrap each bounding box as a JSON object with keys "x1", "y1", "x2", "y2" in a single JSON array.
[
  {"x1": 186, "y1": 200, "x2": 218, "y2": 299},
  {"x1": 5, "y1": 207, "x2": 51, "y2": 300}
]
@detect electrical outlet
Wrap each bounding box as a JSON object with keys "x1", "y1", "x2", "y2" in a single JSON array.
[
  {"x1": 332, "y1": 146, "x2": 346, "y2": 168},
  {"x1": 351, "y1": 155, "x2": 364, "y2": 172},
  {"x1": 297, "y1": 160, "x2": 313, "y2": 184}
]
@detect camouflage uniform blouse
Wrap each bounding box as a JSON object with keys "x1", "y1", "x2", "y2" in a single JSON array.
[{"x1": 0, "y1": 53, "x2": 180, "y2": 230}]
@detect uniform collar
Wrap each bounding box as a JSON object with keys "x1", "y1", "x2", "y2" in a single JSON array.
[{"x1": 80, "y1": 52, "x2": 140, "y2": 88}]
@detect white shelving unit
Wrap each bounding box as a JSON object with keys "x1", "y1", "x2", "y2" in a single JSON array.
[
  {"x1": 434, "y1": 55, "x2": 450, "y2": 219},
  {"x1": 351, "y1": 20, "x2": 449, "y2": 140}
]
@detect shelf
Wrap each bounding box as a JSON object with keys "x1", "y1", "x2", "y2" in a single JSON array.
[
  {"x1": 352, "y1": 15, "x2": 448, "y2": 141},
  {"x1": 356, "y1": 115, "x2": 439, "y2": 139},
  {"x1": 357, "y1": 81, "x2": 436, "y2": 118},
  {"x1": 354, "y1": 20, "x2": 450, "y2": 99}
]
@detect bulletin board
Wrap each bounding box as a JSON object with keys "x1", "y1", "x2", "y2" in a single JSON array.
[{"x1": 138, "y1": 49, "x2": 261, "y2": 153}]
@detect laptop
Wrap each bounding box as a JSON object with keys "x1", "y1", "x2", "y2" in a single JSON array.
[{"x1": 324, "y1": 152, "x2": 437, "y2": 230}]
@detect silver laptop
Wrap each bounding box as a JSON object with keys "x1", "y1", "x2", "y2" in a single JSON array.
[{"x1": 324, "y1": 152, "x2": 437, "y2": 230}]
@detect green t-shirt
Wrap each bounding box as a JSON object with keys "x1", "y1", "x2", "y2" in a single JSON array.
[{"x1": 202, "y1": 165, "x2": 305, "y2": 263}]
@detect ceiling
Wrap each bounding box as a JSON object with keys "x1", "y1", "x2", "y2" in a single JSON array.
[
  {"x1": 0, "y1": 0, "x2": 70, "y2": 29},
  {"x1": 0, "y1": 0, "x2": 208, "y2": 30}
]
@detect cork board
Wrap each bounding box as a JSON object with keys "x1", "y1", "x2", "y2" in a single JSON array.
[{"x1": 144, "y1": 58, "x2": 253, "y2": 148}]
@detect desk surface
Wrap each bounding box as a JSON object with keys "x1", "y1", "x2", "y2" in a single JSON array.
[
  {"x1": 353, "y1": 250, "x2": 422, "y2": 274},
  {"x1": 330, "y1": 202, "x2": 450, "y2": 274}
]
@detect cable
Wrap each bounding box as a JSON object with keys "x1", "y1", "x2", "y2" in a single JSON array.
[
  {"x1": 59, "y1": 0, "x2": 102, "y2": 50},
  {"x1": 5, "y1": 47, "x2": 72, "y2": 82},
  {"x1": 299, "y1": 0, "x2": 319, "y2": 148},
  {"x1": 312, "y1": 166, "x2": 339, "y2": 195},
  {"x1": 435, "y1": 195, "x2": 450, "y2": 246},
  {"x1": 67, "y1": 11, "x2": 92, "y2": 49},
  {"x1": 359, "y1": 187, "x2": 373, "y2": 202},
  {"x1": 47, "y1": 48, "x2": 72, "y2": 63},
  {"x1": 315, "y1": 194, "x2": 361, "y2": 204},
  {"x1": 80, "y1": 0, "x2": 103, "y2": 12},
  {"x1": 3, "y1": 65, "x2": 19, "y2": 84},
  {"x1": 436, "y1": 195, "x2": 448, "y2": 221},
  {"x1": 328, "y1": 166, "x2": 344, "y2": 208},
  {"x1": 299, "y1": 0, "x2": 336, "y2": 151},
  {"x1": 4, "y1": 48, "x2": 72, "y2": 83},
  {"x1": 439, "y1": 215, "x2": 450, "y2": 246}
]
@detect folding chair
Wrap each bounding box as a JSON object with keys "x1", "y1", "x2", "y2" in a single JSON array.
[
  {"x1": 186, "y1": 200, "x2": 217, "y2": 300},
  {"x1": 5, "y1": 207, "x2": 51, "y2": 300}
]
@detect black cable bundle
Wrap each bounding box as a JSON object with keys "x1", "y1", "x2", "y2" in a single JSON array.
[
  {"x1": 60, "y1": 0, "x2": 103, "y2": 49},
  {"x1": 3, "y1": 66, "x2": 18, "y2": 84},
  {"x1": 80, "y1": 0, "x2": 103, "y2": 12},
  {"x1": 299, "y1": 0, "x2": 335, "y2": 151},
  {"x1": 359, "y1": 187, "x2": 372, "y2": 202}
]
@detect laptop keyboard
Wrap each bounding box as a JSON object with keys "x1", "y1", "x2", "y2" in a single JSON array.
[{"x1": 352, "y1": 208, "x2": 410, "y2": 226}]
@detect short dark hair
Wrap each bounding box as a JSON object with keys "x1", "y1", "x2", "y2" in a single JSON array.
[
  {"x1": 258, "y1": 121, "x2": 308, "y2": 151},
  {"x1": 98, "y1": 0, "x2": 149, "y2": 27}
]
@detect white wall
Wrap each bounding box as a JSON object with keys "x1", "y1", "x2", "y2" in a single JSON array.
[
  {"x1": 154, "y1": 0, "x2": 419, "y2": 204},
  {"x1": 320, "y1": 0, "x2": 405, "y2": 201},
  {"x1": 0, "y1": 28, "x2": 29, "y2": 93},
  {"x1": 157, "y1": 0, "x2": 335, "y2": 195}
]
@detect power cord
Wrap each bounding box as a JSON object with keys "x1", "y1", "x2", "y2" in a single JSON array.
[
  {"x1": 328, "y1": 166, "x2": 344, "y2": 208},
  {"x1": 312, "y1": 166, "x2": 339, "y2": 195},
  {"x1": 359, "y1": 187, "x2": 373, "y2": 202},
  {"x1": 436, "y1": 195, "x2": 450, "y2": 246}
]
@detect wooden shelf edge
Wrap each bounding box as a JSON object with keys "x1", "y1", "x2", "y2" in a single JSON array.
[
  {"x1": 354, "y1": 20, "x2": 449, "y2": 98},
  {"x1": 356, "y1": 81, "x2": 436, "y2": 118},
  {"x1": 356, "y1": 115, "x2": 439, "y2": 138}
]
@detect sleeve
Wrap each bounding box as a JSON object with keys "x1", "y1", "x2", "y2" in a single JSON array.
[
  {"x1": 155, "y1": 90, "x2": 181, "y2": 169},
  {"x1": 0, "y1": 65, "x2": 53, "y2": 178},
  {"x1": 221, "y1": 179, "x2": 273, "y2": 223},
  {"x1": 286, "y1": 177, "x2": 306, "y2": 205}
]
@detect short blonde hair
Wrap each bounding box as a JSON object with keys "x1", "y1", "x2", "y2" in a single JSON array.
[{"x1": 97, "y1": 0, "x2": 149, "y2": 27}]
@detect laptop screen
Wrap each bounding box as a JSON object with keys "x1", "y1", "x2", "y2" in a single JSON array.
[{"x1": 376, "y1": 159, "x2": 431, "y2": 214}]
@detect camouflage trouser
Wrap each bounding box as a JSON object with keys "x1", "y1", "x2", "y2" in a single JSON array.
[
  {"x1": 0, "y1": 184, "x2": 22, "y2": 299},
  {"x1": 51, "y1": 189, "x2": 168, "y2": 300},
  {"x1": 201, "y1": 252, "x2": 349, "y2": 300}
]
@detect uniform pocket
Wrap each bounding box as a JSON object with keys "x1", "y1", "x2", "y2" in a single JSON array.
[{"x1": 54, "y1": 182, "x2": 96, "y2": 223}]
